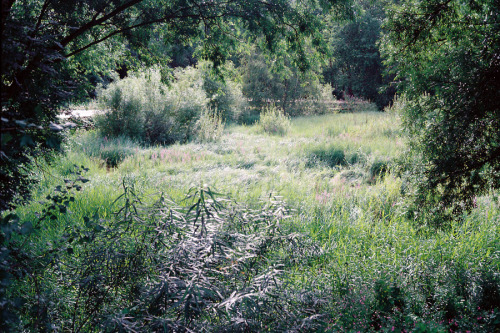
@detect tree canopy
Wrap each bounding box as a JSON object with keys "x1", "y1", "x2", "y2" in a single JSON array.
[
  {"x1": 382, "y1": 0, "x2": 500, "y2": 224},
  {"x1": 323, "y1": 2, "x2": 394, "y2": 108}
]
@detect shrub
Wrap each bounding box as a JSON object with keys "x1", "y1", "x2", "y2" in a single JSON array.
[
  {"x1": 200, "y1": 62, "x2": 248, "y2": 123},
  {"x1": 315, "y1": 84, "x2": 335, "y2": 114},
  {"x1": 96, "y1": 75, "x2": 145, "y2": 139},
  {"x1": 347, "y1": 150, "x2": 367, "y2": 165},
  {"x1": 259, "y1": 105, "x2": 291, "y2": 136},
  {"x1": 369, "y1": 158, "x2": 389, "y2": 179},
  {"x1": 5, "y1": 182, "x2": 330, "y2": 331},
  {"x1": 96, "y1": 67, "x2": 208, "y2": 145},
  {"x1": 98, "y1": 146, "x2": 132, "y2": 168},
  {"x1": 344, "y1": 95, "x2": 379, "y2": 113},
  {"x1": 307, "y1": 145, "x2": 347, "y2": 168},
  {"x1": 195, "y1": 108, "x2": 225, "y2": 143}
]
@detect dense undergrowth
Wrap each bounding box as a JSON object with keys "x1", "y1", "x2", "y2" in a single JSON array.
[{"x1": 2, "y1": 112, "x2": 499, "y2": 332}]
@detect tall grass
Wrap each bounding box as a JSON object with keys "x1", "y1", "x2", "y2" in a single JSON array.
[{"x1": 8, "y1": 111, "x2": 499, "y2": 331}]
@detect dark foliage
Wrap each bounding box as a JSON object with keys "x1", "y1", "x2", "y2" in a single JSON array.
[
  {"x1": 323, "y1": 4, "x2": 396, "y2": 109},
  {"x1": 241, "y1": 49, "x2": 326, "y2": 117},
  {"x1": 0, "y1": 165, "x2": 89, "y2": 331},
  {"x1": 370, "y1": 159, "x2": 389, "y2": 179},
  {"x1": 383, "y1": 0, "x2": 500, "y2": 225},
  {"x1": 2, "y1": 177, "x2": 333, "y2": 331},
  {"x1": 307, "y1": 146, "x2": 347, "y2": 168}
]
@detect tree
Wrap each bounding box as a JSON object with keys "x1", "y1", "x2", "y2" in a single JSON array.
[
  {"x1": 323, "y1": 2, "x2": 395, "y2": 108},
  {"x1": 1, "y1": 0, "x2": 350, "y2": 211},
  {"x1": 240, "y1": 46, "x2": 327, "y2": 117},
  {"x1": 382, "y1": 0, "x2": 500, "y2": 224}
]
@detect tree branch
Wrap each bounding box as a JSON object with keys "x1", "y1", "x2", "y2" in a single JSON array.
[
  {"x1": 65, "y1": 3, "x2": 246, "y2": 59},
  {"x1": 33, "y1": 0, "x2": 51, "y2": 34},
  {"x1": 60, "y1": 0, "x2": 145, "y2": 47}
]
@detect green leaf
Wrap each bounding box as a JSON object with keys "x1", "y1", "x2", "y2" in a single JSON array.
[
  {"x1": 46, "y1": 135, "x2": 60, "y2": 149},
  {"x1": 19, "y1": 222, "x2": 33, "y2": 235},
  {"x1": 20, "y1": 135, "x2": 34, "y2": 147},
  {"x1": 1, "y1": 133, "x2": 13, "y2": 145}
]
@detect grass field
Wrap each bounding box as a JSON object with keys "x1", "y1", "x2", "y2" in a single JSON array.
[{"x1": 12, "y1": 111, "x2": 500, "y2": 331}]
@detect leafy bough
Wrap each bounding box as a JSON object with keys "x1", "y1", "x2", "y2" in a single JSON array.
[{"x1": 4, "y1": 178, "x2": 327, "y2": 331}]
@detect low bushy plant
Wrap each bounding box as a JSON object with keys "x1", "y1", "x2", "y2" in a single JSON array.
[
  {"x1": 195, "y1": 108, "x2": 225, "y2": 143},
  {"x1": 369, "y1": 158, "x2": 390, "y2": 179},
  {"x1": 307, "y1": 145, "x2": 347, "y2": 168},
  {"x1": 98, "y1": 146, "x2": 132, "y2": 168},
  {"x1": 5, "y1": 181, "x2": 331, "y2": 331},
  {"x1": 343, "y1": 95, "x2": 379, "y2": 113},
  {"x1": 259, "y1": 105, "x2": 291, "y2": 136},
  {"x1": 200, "y1": 62, "x2": 248, "y2": 123},
  {"x1": 96, "y1": 67, "x2": 208, "y2": 145}
]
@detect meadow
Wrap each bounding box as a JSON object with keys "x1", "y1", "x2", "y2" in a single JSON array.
[{"x1": 11, "y1": 111, "x2": 500, "y2": 331}]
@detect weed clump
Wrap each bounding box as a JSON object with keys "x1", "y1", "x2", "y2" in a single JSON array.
[
  {"x1": 370, "y1": 158, "x2": 389, "y2": 179},
  {"x1": 259, "y1": 105, "x2": 291, "y2": 136},
  {"x1": 341, "y1": 95, "x2": 379, "y2": 113},
  {"x1": 307, "y1": 145, "x2": 347, "y2": 168},
  {"x1": 195, "y1": 108, "x2": 225, "y2": 143},
  {"x1": 73, "y1": 131, "x2": 137, "y2": 168},
  {"x1": 98, "y1": 146, "x2": 132, "y2": 168}
]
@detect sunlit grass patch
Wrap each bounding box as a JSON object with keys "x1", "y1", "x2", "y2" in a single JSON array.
[{"x1": 10, "y1": 111, "x2": 499, "y2": 332}]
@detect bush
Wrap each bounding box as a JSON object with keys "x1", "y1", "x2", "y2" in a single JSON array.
[
  {"x1": 343, "y1": 95, "x2": 379, "y2": 113},
  {"x1": 307, "y1": 145, "x2": 347, "y2": 168},
  {"x1": 99, "y1": 146, "x2": 132, "y2": 168},
  {"x1": 200, "y1": 62, "x2": 248, "y2": 123},
  {"x1": 4, "y1": 182, "x2": 330, "y2": 332},
  {"x1": 369, "y1": 159, "x2": 389, "y2": 179},
  {"x1": 259, "y1": 105, "x2": 291, "y2": 136},
  {"x1": 96, "y1": 67, "x2": 208, "y2": 145},
  {"x1": 195, "y1": 108, "x2": 225, "y2": 143}
]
